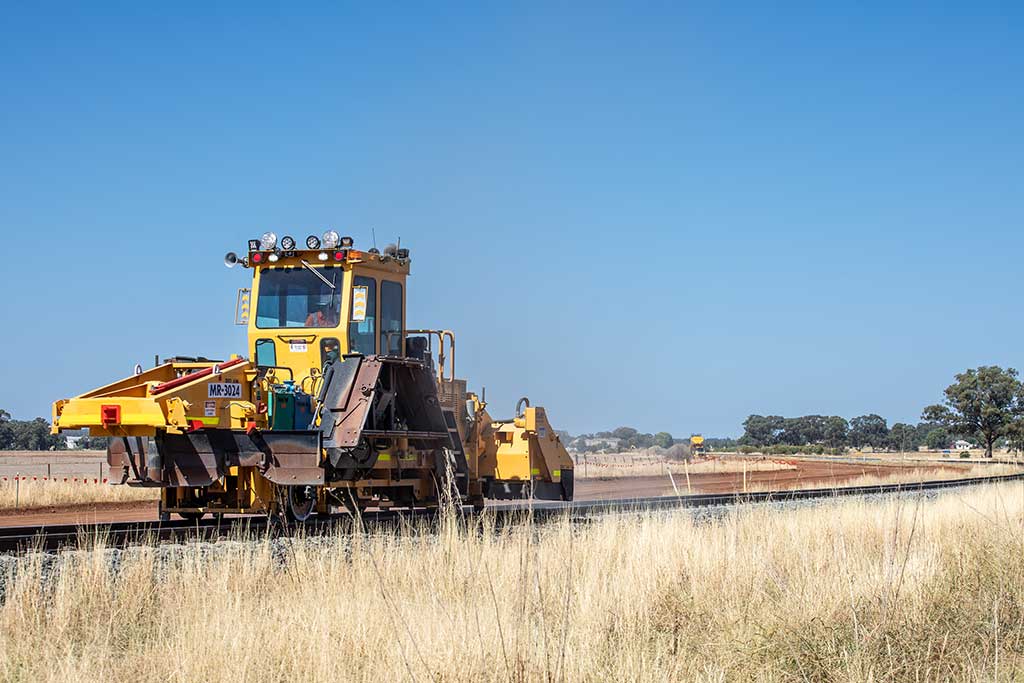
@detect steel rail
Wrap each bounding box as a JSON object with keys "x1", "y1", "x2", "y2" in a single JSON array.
[{"x1": 2, "y1": 472, "x2": 1023, "y2": 554}]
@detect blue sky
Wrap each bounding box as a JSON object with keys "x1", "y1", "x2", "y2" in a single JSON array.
[{"x1": 1, "y1": 3, "x2": 1021, "y2": 436}]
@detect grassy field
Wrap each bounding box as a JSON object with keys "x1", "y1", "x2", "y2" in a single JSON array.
[
  {"x1": 0, "y1": 478, "x2": 159, "y2": 510},
  {"x1": 0, "y1": 450, "x2": 107, "y2": 459},
  {"x1": 3, "y1": 483, "x2": 1024, "y2": 681},
  {"x1": 574, "y1": 453, "x2": 796, "y2": 478}
]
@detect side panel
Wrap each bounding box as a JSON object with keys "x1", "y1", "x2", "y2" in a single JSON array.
[{"x1": 152, "y1": 430, "x2": 321, "y2": 487}]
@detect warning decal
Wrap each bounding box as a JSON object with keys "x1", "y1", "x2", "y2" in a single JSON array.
[{"x1": 351, "y1": 286, "x2": 368, "y2": 322}]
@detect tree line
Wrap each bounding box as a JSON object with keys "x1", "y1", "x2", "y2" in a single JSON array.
[
  {"x1": 739, "y1": 414, "x2": 949, "y2": 452},
  {"x1": 740, "y1": 366, "x2": 1024, "y2": 457},
  {"x1": 0, "y1": 410, "x2": 66, "y2": 451},
  {"x1": 569, "y1": 426, "x2": 676, "y2": 453}
]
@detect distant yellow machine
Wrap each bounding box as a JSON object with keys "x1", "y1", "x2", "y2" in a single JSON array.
[
  {"x1": 52, "y1": 232, "x2": 573, "y2": 519},
  {"x1": 689, "y1": 434, "x2": 706, "y2": 457}
]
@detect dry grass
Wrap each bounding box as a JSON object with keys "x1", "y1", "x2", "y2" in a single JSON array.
[
  {"x1": 0, "y1": 479, "x2": 159, "y2": 510},
  {"x1": 0, "y1": 450, "x2": 106, "y2": 459},
  {"x1": 4, "y1": 483, "x2": 1024, "y2": 681},
  {"x1": 575, "y1": 453, "x2": 795, "y2": 478}
]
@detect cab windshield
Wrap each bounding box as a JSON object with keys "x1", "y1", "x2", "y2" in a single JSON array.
[{"x1": 255, "y1": 266, "x2": 343, "y2": 328}]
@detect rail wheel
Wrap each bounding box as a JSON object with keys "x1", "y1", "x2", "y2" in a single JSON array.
[{"x1": 286, "y1": 485, "x2": 318, "y2": 522}]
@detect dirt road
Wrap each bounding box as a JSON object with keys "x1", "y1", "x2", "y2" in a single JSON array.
[
  {"x1": 0, "y1": 458, "x2": 971, "y2": 528},
  {"x1": 575, "y1": 459, "x2": 966, "y2": 499}
]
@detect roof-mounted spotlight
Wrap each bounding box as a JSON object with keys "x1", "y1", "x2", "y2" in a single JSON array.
[
  {"x1": 306, "y1": 235, "x2": 321, "y2": 249},
  {"x1": 259, "y1": 232, "x2": 277, "y2": 250},
  {"x1": 322, "y1": 230, "x2": 340, "y2": 249},
  {"x1": 280, "y1": 235, "x2": 296, "y2": 251},
  {"x1": 396, "y1": 248, "x2": 409, "y2": 259},
  {"x1": 268, "y1": 252, "x2": 280, "y2": 263},
  {"x1": 340, "y1": 235, "x2": 354, "y2": 248},
  {"x1": 368, "y1": 247, "x2": 380, "y2": 255}
]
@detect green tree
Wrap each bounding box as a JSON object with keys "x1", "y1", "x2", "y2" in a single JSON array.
[
  {"x1": 740, "y1": 415, "x2": 784, "y2": 446},
  {"x1": 653, "y1": 432, "x2": 674, "y2": 449},
  {"x1": 612, "y1": 426, "x2": 638, "y2": 441},
  {"x1": 923, "y1": 366, "x2": 1023, "y2": 458},
  {"x1": 888, "y1": 423, "x2": 917, "y2": 452},
  {"x1": 0, "y1": 409, "x2": 11, "y2": 450},
  {"x1": 849, "y1": 414, "x2": 889, "y2": 450},
  {"x1": 924, "y1": 427, "x2": 950, "y2": 450},
  {"x1": 824, "y1": 416, "x2": 849, "y2": 449},
  {"x1": 9, "y1": 417, "x2": 62, "y2": 451},
  {"x1": 1004, "y1": 420, "x2": 1024, "y2": 455}
]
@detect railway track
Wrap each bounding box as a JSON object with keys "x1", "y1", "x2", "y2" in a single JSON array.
[{"x1": 2, "y1": 472, "x2": 1023, "y2": 554}]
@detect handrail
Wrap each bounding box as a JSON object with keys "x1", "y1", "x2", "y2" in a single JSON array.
[{"x1": 405, "y1": 329, "x2": 456, "y2": 382}]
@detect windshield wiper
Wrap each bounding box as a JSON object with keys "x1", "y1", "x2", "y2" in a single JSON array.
[{"x1": 300, "y1": 260, "x2": 335, "y2": 290}]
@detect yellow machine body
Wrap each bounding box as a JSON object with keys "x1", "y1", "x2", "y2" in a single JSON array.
[{"x1": 52, "y1": 235, "x2": 573, "y2": 517}]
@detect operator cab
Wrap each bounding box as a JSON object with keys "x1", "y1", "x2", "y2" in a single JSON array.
[{"x1": 225, "y1": 231, "x2": 410, "y2": 389}]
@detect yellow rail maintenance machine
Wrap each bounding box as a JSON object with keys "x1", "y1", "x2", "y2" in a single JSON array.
[{"x1": 52, "y1": 232, "x2": 573, "y2": 519}]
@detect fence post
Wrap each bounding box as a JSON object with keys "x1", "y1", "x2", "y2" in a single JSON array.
[
  {"x1": 667, "y1": 468, "x2": 681, "y2": 497},
  {"x1": 47, "y1": 463, "x2": 51, "y2": 479},
  {"x1": 15, "y1": 472, "x2": 19, "y2": 509}
]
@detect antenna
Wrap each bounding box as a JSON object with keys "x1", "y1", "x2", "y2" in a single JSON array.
[{"x1": 372, "y1": 228, "x2": 377, "y2": 251}]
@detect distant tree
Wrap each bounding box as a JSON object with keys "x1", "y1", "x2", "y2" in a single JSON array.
[
  {"x1": 612, "y1": 426, "x2": 638, "y2": 441},
  {"x1": 1004, "y1": 420, "x2": 1024, "y2": 455},
  {"x1": 924, "y1": 427, "x2": 950, "y2": 451},
  {"x1": 779, "y1": 418, "x2": 809, "y2": 446},
  {"x1": 653, "y1": 432, "x2": 674, "y2": 449},
  {"x1": 8, "y1": 417, "x2": 63, "y2": 451},
  {"x1": 0, "y1": 409, "x2": 11, "y2": 450},
  {"x1": 824, "y1": 416, "x2": 849, "y2": 449},
  {"x1": 634, "y1": 433, "x2": 656, "y2": 449},
  {"x1": 888, "y1": 423, "x2": 917, "y2": 452},
  {"x1": 740, "y1": 415, "x2": 785, "y2": 446},
  {"x1": 849, "y1": 414, "x2": 889, "y2": 450},
  {"x1": 77, "y1": 434, "x2": 110, "y2": 450},
  {"x1": 913, "y1": 421, "x2": 942, "y2": 447},
  {"x1": 704, "y1": 437, "x2": 739, "y2": 451},
  {"x1": 923, "y1": 366, "x2": 1023, "y2": 458}
]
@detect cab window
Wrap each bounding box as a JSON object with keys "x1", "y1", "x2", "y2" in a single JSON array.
[
  {"x1": 349, "y1": 276, "x2": 376, "y2": 354},
  {"x1": 380, "y1": 281, "x2": 403, "y2": 355},
  {"x1": 255, "y1": 266, "x2": 343, "y2": 329},
  {"x1": 255, "y1": 339, "x2": 277, "y2": 367}
]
